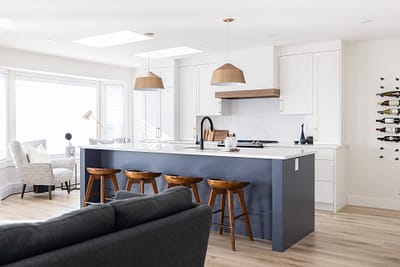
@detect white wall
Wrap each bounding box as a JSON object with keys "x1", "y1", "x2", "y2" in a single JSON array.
[
  {"x1": 0, "y1": 46, "x2": 135, "y2": 82},
  {"x1": 346, "y1": 38, "x2": 400, "y2": 210}
]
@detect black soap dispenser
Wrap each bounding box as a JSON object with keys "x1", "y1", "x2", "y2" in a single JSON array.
[{"x1": 300, "y1": 124, "x2": 306, "y2": 145}]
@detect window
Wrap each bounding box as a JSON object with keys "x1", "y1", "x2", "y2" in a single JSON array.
[
  {"x1": 15, "y1": 74, "x2": 97, "y2": 154},
  {"x1": 0, "y1": 72, "x2": 6, "y2": 160},
  {"x1": 103, "y1": 83, "x2": 125, "y2": 139}
]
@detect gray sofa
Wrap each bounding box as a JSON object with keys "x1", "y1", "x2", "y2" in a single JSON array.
[{"x1": 0, "y1": 187, "x2": 212, "y2": 267}]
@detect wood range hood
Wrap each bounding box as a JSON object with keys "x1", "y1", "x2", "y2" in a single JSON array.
[{"x1": 215, "y1": 88, "x2": 280, "y2": 99}]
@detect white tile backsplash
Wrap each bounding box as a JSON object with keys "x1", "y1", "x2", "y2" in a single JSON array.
[{"x1": 197, "y1": 98, "x2": 313, "y2": 142}]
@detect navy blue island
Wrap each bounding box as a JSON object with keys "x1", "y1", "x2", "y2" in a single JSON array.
[{"x1": 80, "y1": 143, "x2": 315, "y2": 252}]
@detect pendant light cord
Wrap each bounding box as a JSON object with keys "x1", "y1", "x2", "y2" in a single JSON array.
[{"x1": 226, "y1": 20, "x2": 230, "y2": 62}]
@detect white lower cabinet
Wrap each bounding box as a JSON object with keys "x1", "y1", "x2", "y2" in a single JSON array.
[{"x1": 290, "y1": 146, "x2": 347, "y2": 212}]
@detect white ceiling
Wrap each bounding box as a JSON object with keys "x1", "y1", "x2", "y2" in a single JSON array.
[{"x1": 1, "y1": 0, "x2": 400, "y2": 67}]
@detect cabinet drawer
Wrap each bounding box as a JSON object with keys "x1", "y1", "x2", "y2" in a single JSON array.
[
  {"x1": 315, "y1": 149, "x2": 334, "y2": 160},
  {"x1": 315, "y1": 181, "x2": 334, "y2": 203},
  {"x1": 315, "y1": 160, "x2": 334, "y2": 181},
  {"x1": 300, "y1": 148, "x2": 334, "y2": 160}
]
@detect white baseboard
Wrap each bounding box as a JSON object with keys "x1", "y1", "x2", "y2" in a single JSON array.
[
  {"x1": 348, "y1": 195, "x2": 400, "y2": 210},
  {"x1": 0, "y1": 183, "x2": 20, "y2": 200},
  {"x1": 315, "y1": 202, "x2": 334, "y2": 211}
]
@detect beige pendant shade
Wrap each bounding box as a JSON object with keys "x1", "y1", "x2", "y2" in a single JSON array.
[
  {"x1": 133, "y1": 32, "x2": 164, "y2": 91},
  {"x1": 211, "y1": 63, "x2": 246, "y2": 86},
  {"x1": 211, "y1": 18, "x2": 246, "y2": 86},
  {"x1": 134, "y1": 71, "x2": 164, "y2": 90}
]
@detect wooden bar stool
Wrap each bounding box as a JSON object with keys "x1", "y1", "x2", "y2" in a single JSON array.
[
  {"x1": 207, "y1": 178, "x2": 253, "y2": 251},
  {"x1": 124, "y1": 170, "x2": 161, "y2": 194},
  {"x1": 164, "y1": 174, "x2": 203, "y2": 203},
  {"x1": 84, "y1": 167, "x2": 121, "y2": 207}
]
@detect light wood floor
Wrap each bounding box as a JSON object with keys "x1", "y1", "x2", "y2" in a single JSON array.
[{"x1": 1, "y1": 190, "x2": 400, "y2": 267}]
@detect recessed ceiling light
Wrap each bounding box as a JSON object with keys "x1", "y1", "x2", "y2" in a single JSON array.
[
  {"x1": 361, "y1": 19, "x2": 374, "y2": 24},
  {"x1": 73, "y1": 30, "x2": 151, "y2": 48},
  {"x1": 135, "y1": 46, "x2": 202, "y2": 59},
  {"x1": 0, "y1": 18, "x2": 14, "y2": 28}
]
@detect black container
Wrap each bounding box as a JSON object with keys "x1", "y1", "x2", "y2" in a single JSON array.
[
  {"x1": 306, "y1": 136, "x2": 313, "y2": 144},
  {"x1": 300, "y1": 124, "x2": 306, "y2": 144}
]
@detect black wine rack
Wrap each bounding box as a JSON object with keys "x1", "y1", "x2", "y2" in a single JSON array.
[{"x1": 376, "y1": 76, "x2": 400, "y2": 160}]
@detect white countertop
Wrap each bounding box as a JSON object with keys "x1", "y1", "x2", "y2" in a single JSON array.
[{"x1": 80, "y1": 143, "x2": 315, "y2": 160}]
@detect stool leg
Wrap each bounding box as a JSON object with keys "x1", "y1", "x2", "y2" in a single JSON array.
[
  {"x1": 208, "y1": 189, "x2": 217, "y2": 207},
  {"x1": 219, "y1": 192, "x2": 226, "y2": 235},
  {"x1": 100, "y1": 175, "x2": 105, "y2": 204},
  {"x1": 238, "y1": 190, "x2": 254, "y2": 241},
  {"x1": 111, "y1": 174, "x2": 119, "y2": 193},
  {"x1": 151, "y1": 179, "x2": 159, "y2": 194},
  {"x1": 126, "y1": 179, "x2": 134, "y2": 192},
  {"x1": 227, "y1": 190, "x2": 236, "y2": 251},
  {"x1": 84, "y1": 175, "x2": 95, "y2": 207},
  {"x1": 140, "y1": 180, "x2": 145, "y2": 194},
  {"x1": 191, "y1": 183, "x2": 201, "y2": 203}
]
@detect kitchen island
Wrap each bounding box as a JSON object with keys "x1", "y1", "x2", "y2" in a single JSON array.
[{"x1": 80, "y1": 143, "x2": 315, "y2": 252}]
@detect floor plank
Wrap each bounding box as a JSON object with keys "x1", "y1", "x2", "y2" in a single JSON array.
[{"x1": 1, "y1": 190, "x2": 399, "y2": 266}]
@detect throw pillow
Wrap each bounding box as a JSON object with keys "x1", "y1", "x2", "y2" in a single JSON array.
[{"x1": 27, "y1": 144, "x2": 51, "y2": 163}]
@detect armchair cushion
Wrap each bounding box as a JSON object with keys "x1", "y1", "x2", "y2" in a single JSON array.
[
  {"x1": 51, "y1": 157, "x2": 75, "y2": 170},
  {"x1": 53, "y1": 168, "x2": 73, "y2": 183}
]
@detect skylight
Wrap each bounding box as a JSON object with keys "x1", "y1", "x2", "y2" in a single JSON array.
[
  {"x1": 135, "y1": 46, "x2": 202, "y2": 59},
  {"x1": 0, "y1": 18, "x2": 14, "y2": 28},
  {"x1": 73, "y1": 31, "x2": 151, "y2": 48}
]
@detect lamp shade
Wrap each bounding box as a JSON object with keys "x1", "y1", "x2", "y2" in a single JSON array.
[
  {"x1": 82, "y1": 110, "x2": 93, "y2": 120},
  {"x1": 211, "y1": 63, "x2": 246, "y2": 86},
  {"x1": 134, "y1": 71, "x2": 164, "y2": 90}
]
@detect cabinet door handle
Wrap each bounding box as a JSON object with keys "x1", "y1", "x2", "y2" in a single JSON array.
[
  {"x1": 280, "y1": 98, "x2": 284, "y2": 113},
  {"x1": 314, "y1": 128, "x2": 318, "y2": 142},
  {"x1": 156, "y1": 128, "x2": 161, "y2": 138}
]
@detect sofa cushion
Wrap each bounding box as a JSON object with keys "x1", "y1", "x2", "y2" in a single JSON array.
[
  {"x1": 110, "y1": 186, "x2": 193, "y2": 231},
  {"x1": 114, "y1": 190, "x2": 145, "y2": 200},
  {"x1": 0, "y1": 204, "x2": 115, "y2": 265}
]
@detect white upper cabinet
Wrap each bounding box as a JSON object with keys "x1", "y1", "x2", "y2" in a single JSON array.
[
  {"x1": 133, "y1": 66, "x2": 175, "y2": 140},
  {"x1": 279, "y1": 54, "x2": 313, "y2": 114},
  {"x1": 179, "y1": 66, "x2": 197, "y2": 140},
  {"x1": 197, "y1": 64, "x2": 221, "y2": 116},
  {"x1": 313, "y1": 51, "x2": 341, "y2": 144}
]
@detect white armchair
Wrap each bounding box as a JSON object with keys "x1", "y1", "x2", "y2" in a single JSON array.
[{"x1": 8, "y1": 139, "x2": 74, "y2": 200}]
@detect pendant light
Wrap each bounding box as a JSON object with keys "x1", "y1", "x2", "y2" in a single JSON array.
[
  {"x1": 134, "y1": 32, "x2": 164, "y2": 90},
  {"x1": 211, "y1": 18, "x2": 246, "y2": 86}
]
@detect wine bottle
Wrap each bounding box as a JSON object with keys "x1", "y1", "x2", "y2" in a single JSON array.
[
  {"x1": 377, "y1": 100, "x2": 400, "y2": 106},
  {"x1": 376, "y1": 91, "x2": 400, "y2": 97},
  {"x1": 377, "y1": 109, "x2": 400, "y2": 115},
  {"x1": 376, "y1": 118, "x2": 400, "y2": 124},
  {"x1": 377, "y1": 136, "x2": 400, "y2": 142},
  {"x1": 376, "y1": 127, "x2": 400, "y2": 133}
]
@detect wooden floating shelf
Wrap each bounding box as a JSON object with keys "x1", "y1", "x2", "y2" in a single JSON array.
[{"x1": 215, "y1": 89, "x2": 280, "y2": 99}]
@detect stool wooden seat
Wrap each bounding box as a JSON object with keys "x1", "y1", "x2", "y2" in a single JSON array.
[
  {"x1": 164, "y1": 174, "x2": 203, "y2": 203},
  {"x1": 84, "y1": 167, "x2": 121, "y2": 207},
  {"x1": 207, "y1": 178, "x2": 253, "y2": 251},
  {"x1": 124, "y1": 170, "x2": 161, "y2": 194}
]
